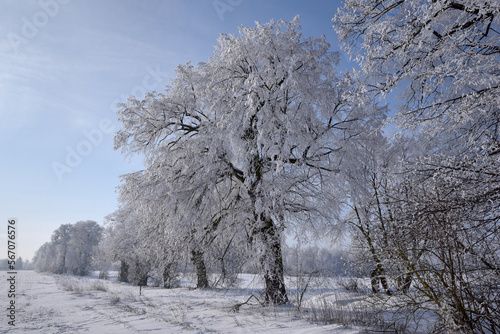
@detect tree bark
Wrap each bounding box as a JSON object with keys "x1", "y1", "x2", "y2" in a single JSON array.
[
  {"x1": 397, "y1": 273, "x2": 412, "y2": 293},
  {"x1": 259, "y1": 218, "x2": 288, "y2": 305},
  {"x1": 191, "y1": 250, "x2": 209, "y2": 288},
  {"x1": 118, "y1": 261, "x2": 129, "y2": 283},
  {"x1": 370, "y1": 263, "x2": 392, "y2": 295},
  {"x1": 162, "y1": 262, "x2": 177, "y2": 289}
]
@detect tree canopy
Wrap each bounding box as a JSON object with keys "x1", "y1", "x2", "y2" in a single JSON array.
[{"x1": 114, "y1": 16, "x2": 383, "y2": 304}]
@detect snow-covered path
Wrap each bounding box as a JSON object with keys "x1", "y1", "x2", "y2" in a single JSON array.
[{"x1": 1, "y1": 271, "x2": 360, "y2": 333}]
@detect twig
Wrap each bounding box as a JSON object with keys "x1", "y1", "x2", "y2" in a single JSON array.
[{"x1": 230, "y1": 294, "x2": 264, "y2": 312}]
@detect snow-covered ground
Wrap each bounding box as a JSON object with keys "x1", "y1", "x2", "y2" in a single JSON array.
[{"x1": 1, "y1": 271, "x2": 371, "y2": 333}]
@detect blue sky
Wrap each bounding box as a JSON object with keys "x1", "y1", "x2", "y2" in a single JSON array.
[{"x1": 1, "y1": 0, "x2": 353, "y2": 260}]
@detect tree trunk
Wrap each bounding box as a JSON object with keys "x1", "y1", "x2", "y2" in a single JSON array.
[
  {"x1": 370, "y1": 263, "x2": 391, "y2": 295},
  {"x1": 259, "y1": 219, "x2": 288, "y2": 305},
  {"x1": 191, "y1": 250, "x2": 209, "y2": 288},
  {"x1": 118, "y1": 261, "x2": 129, "y2": 283},
  {"x1": 246, "y1": 151, "x2": 288, "y2": 304},
  {"x1": 162, "y1": 262, "x2": 177, "y2": 289},
  {"x1": 370, "y1": 268, "x2": 380, "y2": 294},
  {"x1": 136, "y1": 274, "x2": 148, "y2": 287},
  {"x1": 397, "y1": 273, "x2": 412, "y2": 293},
  {"x1": 58, "y1": 252, "x2": 66, "y2": 274},
  {"x1": 99, "y1": 270, "x2": 108, "y2": 280}
]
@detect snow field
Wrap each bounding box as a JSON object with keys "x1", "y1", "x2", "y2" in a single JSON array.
[{"x1": 1, "y1": 271, "x2": 365, "y2": 333}]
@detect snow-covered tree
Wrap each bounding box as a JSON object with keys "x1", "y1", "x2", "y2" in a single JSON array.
[
  {"x1": 50, "y1": 223, "x2": 73, "y2": 274},
  {"x1": 33, "y1": 221, "x2": 102, "y2": 276},
  {"x1": 334, "y1": 2, "x2": 500, "y2": 331},
  {"x1": 333, "y1": 0, "x2": 500, "y2": 194},
  {"x1": 343, "y1": 134, "x2": 429, "y2": 295},
  {"x1": 343, "y1": 133, "x2": 396, "y2": 295},
  {"x1": 105, "y1": 207, "x2": 155, "y2": 286},
  {"x1": 115, "y1": 17, "x2": 382, "y2": 304},
  {"x1": 65, "y1": 220, "x2": 102, "y2": 276},
  {"x1": 368, "y1": 147, "x2": 500, "y2": 332},
  {"x1": 333, "y1": 0, "x2": 499, "y2": 134},
  {"x1": 343, "y1": 129, "x2": 500, "y2": 330},
  {"x1": 92, "y1": 226, "x2": 114, "y2": 279},
  {"x1": 114, "y1": 169, "x2": 205, "y2": 288},
  {"x1": 333, "y1": 0, "x2": 500, "y2": 196},
  {"x1": 33, "y1": 242, "x2": 56, "y2": 273}
]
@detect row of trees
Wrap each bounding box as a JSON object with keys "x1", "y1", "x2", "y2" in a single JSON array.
[
  {"x1": 33, "y1": 220, "x2": 102, "y2": 276},
  {"x1": 32, "y1": 218, "x2": 346, "y2": 284}
]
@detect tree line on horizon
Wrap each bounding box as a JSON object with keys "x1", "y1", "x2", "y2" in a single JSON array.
[{"x1": 0, "y1": 257, "x2": 33, "y2": 271}]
